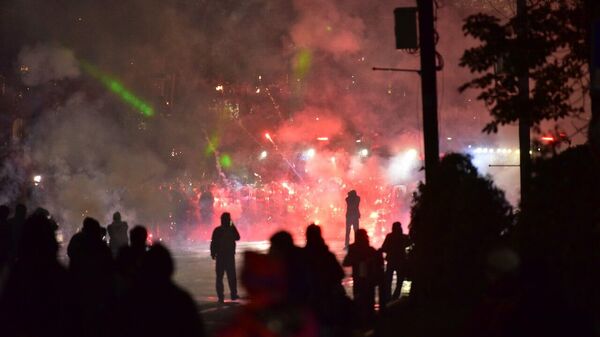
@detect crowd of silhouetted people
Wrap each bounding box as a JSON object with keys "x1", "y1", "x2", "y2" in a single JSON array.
[
  {"x1": 0, "y1": 203, "x2": 414, "y2": 337},
  {"x1": 0, "y1": 205, "x2": 205, "y2": 337}
]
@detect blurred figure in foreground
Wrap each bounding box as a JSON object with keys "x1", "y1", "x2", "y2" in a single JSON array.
[
  {"x1": 114, "y1": 244, "x2": 206, "y2": 337},
  {"x1": 218, "y1": 251, "x2": 318, "y2": 337},
  {"x1": 0, "y1": 210, "x2": 80, "y2": 337},
  {"x1": 343, "y1": 229, "x2": 382, "y2": 329},
  {"x1": 0, "y1": 205, "x2": 11, "y2": 273},
  {"x1": 303, "y1": 224, "x2": 354, "y2": 337},
  {"x1": 7, "y1": 204, "x2": 27, "y2": 262},
  {"x1": 107, "y1": 211, "x2": 129, "y2": 257},
  {"x1": 345, "y1": 190, "x2": 360, "y2": 249},
  {"x1": 380, "y1": 221, "x2": 410, "y2": 304},
  {"x1": 115, "y1": 225, "x2": 149, "y2": 289},
  {"x1": 211, "y1": 212, "x2": 240, "y2": 302},
  {"x1": 67, "y1": 217, "x2": 114, "y2": 337},
  {"x1": 269, "y1": 231, "x2": 310, "y2": 305}
]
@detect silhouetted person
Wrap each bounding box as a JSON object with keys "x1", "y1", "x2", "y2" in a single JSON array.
[
  {"x1": 217, "y1": 252, "x2": 318, "y2": 337},
  {"x1": 68, "y1": 217, "x2": 112, "y2": 273},
  {"x1": 107, "y1": 211, "x2": 129, "y2": 257},
  {"x1": 0, "y1": 210, "x2": 80, "y2": 337},
  {"x1": 7, "y1": 203, "x2": 26, "y2": 262},
  {"x1": 211, "y1": 212, "x2": 240, "y2": 302},
  {"x1": 380, "y1": 221, "x2": 410, "y2": 303},
  {"x1": 343, "y1": 229, "x2": 381, "y2": 329},
  {"x1": 199, "y1": 186, "x2": 215, "y2": 224},
  {"x1": 67, "y1": 217, "x2": 114, "y2": 337},
  {"x1": 345, "y1": 190, "x2": 360, "y2": 249},
  {"x1": 304, "y1": 224, "x2": 345, "y2": 300},
  {"x1": 114, "y1": 244, "x2": 206, "y2": 337},
  {"x1": 269, "y1": 230, "x2": 310, "y2": 305},
  {"x1": 0, "y1": 205, "x2": 10, "y2": 271},
  {"x1": 304, "y1": 224, "x2": 353, "y2": 336},
  {"x1": 116, "y1": 225, "x2": 148, "y2": 288}
]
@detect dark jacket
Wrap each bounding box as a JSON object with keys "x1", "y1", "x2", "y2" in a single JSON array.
[
  {"x1": 381, "y1": 232, "x2": 410, "y2": 268},
  {"x1": 210, "y1": 224, "x2": 240, "y2": 259},
  {"x1": 345, "y1": 195, "x2": 361, "y2": 219}
]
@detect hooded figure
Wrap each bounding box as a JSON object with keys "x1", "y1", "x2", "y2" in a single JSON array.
[{"x1": 345, "y1": 190, "x2": 361, "y2": 249}]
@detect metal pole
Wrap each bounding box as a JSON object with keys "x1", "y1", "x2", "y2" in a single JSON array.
[
  {"x1": 417, "y1": 0, "x2": 440, "y2": 182},
  {"x1": 517, "y1": 0, "x2": 531, "y2": 205}
]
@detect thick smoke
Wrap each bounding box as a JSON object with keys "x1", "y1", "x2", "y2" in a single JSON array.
[
  {"x1": 2, "y1": 0, "x2": 531, "y2": 239},
  {"x1": 18, "y1": 45, "x2": 80, "y2": 86}
]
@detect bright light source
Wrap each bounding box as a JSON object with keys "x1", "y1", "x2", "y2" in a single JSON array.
[
  {"x1": 215, "y1": 85, "x2": 224, "y2": 92},
  {"x1": 359, "y1": 148, "x2": 369, "y2": 157},
  {"x1": 330, "y1": 156, "x2": 336, "y2": 164},
  {"x1": 33, "y1": 175, "x2": 42, "y2": 183},
  {"x1": 255, "y1": 88, "x2": 261, "y2": 94},
  {"x1": 259, "y1": 151, "x2": 268, "y2": 160},
  {"x1": 406, "y1": 148, "x2": 418, "y2": 158},
  {"x1": 387, "y1": 149, "x2": 419, "y2": 183},
  {"x1": 356, "y1": 139, "x2": 362, "y2": 143},
  {"x1": 316, "y1": 137, "x2": 329, "y2": 141},
  {"x1": 541, "y1": 136, "x2": 555, "y2": 142},
  {"x1": 305, "y1": 148, "x2": 316, "y2": 158}
]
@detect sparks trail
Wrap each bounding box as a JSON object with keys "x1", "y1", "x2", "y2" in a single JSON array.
[
  {"x1": 264, "y1": 87, "x2": 284, "y2": 121},
  {"x1": 263, "y1": 133, "x2": 303, "y2": 181}
]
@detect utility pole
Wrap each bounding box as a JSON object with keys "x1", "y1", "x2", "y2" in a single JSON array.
[
  {"x1": 417, "y1": 0, "x2": 440, "y2": 182},
  {"x1": 517, "y1": 0, "x2": 531, "y2": 205}
]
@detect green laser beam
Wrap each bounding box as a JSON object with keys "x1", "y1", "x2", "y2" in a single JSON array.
[
  {"x1": 293, "y1": 48, "x2": 312, "y2": 80},
  {"x1": 80, "y1": 61, "x2": 154, "y2": 117},
  {"x1": 219, "y1": 154, "x2": 232, "y2": 168}
]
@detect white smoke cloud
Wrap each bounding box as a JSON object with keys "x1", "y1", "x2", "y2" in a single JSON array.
[{"x1": 18, "y1": 45, "x2": 80, "y2": 86}]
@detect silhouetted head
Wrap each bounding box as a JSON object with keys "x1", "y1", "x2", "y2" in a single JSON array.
[
  {"x1": 348, "y1": 190, "x2": 357, "y2": 197},
  {"x1": 355, "y1": 228, "x2": 369, "y2": 246},
  {"x1": 15, "y1": 204, "x2": 27, "y2": 219},
  {"x1": 0, "y1": 205, "x2": 9, "y2": 222},
  {"x1": 31, "y1": 208, "x2": 58, "y2": 230},
  {"x1": 392, "y1": 221, "x2": 403, "y2": 234},
  {"x1": 269, "y1": 230, "x2": 295, "y2": 256},
  {"x1": 220, "y1": 212, "x2": 231, "y2": 226},
  {"x1": 306, "y1": 224, "x2": 324, "y2": 247},
  {"x1": 113, "y1": 212, "x2": 121, "y2": 222},
  {"x1": 82, "y1": 217, "x2": 104, "y2": 240},
  {"x1": 141, "y1": 243, "x2": 174, "y2": 282},
  {"x1": 130, "y1": 225, "x2": 148, "y2": 248}
]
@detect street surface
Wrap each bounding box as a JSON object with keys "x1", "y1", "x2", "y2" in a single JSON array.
[{"x1": 170, "y1": 240, "x2": 355, "y2": 335}]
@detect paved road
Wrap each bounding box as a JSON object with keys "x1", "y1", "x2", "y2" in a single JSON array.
[{"x1": 170, "y1": 240, "x2": 355, "y2": 336}]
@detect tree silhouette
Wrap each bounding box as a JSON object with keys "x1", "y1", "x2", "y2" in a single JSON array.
[
  {"x1": 459, "y1": 1, "x2": 588, "y2": 135},
  {"x1": 409, "y1": 153, "x2": 513, "y2": 337}
]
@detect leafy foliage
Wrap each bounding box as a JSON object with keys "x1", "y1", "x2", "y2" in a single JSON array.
[
  {"x1": 459, "y1": 1, "x2": 588, "y2": 134},
  {"x1": 408, "y1": 153, "x2": 513, "y2": 335},
  {"x1": 410, "y1": 154, "x2": 512, "y2": 298}
]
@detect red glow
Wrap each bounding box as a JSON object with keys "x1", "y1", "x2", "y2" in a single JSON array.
[{"x1": 541, "y1": 136, "x2": 555, "y2": 142}]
